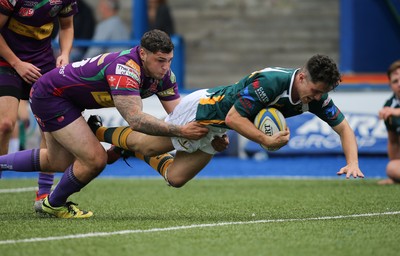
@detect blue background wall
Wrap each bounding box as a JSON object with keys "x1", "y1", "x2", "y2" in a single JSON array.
[{"x1": 340, "y1": 0, "x2": 400, "y2": 72}]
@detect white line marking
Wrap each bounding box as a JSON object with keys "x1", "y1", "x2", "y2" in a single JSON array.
[
  {"x1": 1, "y1": 211, "x2": 399, "y2": 245},
  {"x1": 0, "y1": 187, "x2": 37, "y2": 193}
]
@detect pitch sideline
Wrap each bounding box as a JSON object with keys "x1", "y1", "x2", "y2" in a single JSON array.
[
  {"x1": 0, "y1": 187, "x2": 37, "y2": 193},
  {"x1": 1, "y1": 211, "x2": 399, "y2": 245}
]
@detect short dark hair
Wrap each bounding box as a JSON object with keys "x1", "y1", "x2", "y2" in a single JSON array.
[
  {"x1": 140, "y1": 29, "x2": 174, "y2": 53},
  {"x1": 387, "y1": 60, "x2": 400, "y2": 78},
  {"x1": 304, "y1": 54, "x2": 341, "y2": 90}
]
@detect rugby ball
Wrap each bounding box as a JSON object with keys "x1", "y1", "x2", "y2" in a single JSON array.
[{"x1": 253, "y1": 107, "x2": 287, "y2": 151}]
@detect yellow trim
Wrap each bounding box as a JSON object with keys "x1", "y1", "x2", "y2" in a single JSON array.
[
  {"x1": 198, "y1": 120, "x2": 225, "y2": 126},
  {"x1": 90, "y1": 92, "x2": 115, "y2": 107},
  {"x1": 8, "y1": 18, "x2": 53, "y2": 40},
  {"x1": 199, "y1": 95, "x2": 225, "y2": 105}
]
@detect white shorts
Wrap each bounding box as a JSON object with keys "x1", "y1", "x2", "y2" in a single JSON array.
[{"x1": 165, "y1": 89, "x2": 227, "y2": 155}]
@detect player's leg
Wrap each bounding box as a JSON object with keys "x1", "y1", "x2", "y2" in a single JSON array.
[
  {"x1": 378, "y1": 159, "x2": 400, "y2": 185},
  {"x1": 0, "y1": 96, "x2": 19, "y2": 178},
  {"x1": 40, "y1": 116, "x2": 107, "y2": 218},
  {"x1": 35, "y1": 132, "x2": 55, "y2": 203},
  {"x1": 163, "y1": 150, "x2": 213, "y2": 187}
]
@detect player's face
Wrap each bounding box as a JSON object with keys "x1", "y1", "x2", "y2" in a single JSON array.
[
  {"x1": 141, "y1": 49, "x2": 173, "y2": 80},
  {"x1": 389, "y1": 68, "x2": 400, "y2": 98},
  {"x1": 298, "y1": 72, "x2": 330, "y2": 104}
]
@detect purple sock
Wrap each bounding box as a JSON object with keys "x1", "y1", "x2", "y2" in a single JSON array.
[
  {"x1": 0, "y1": 149, "x2": 41, "y2": 172},
  {"x1": 49, "y1": 164, "x2": 86, "y2": 207},
  {"x1": 37, "y1": 173, "x2": 54, "y2": 197}
]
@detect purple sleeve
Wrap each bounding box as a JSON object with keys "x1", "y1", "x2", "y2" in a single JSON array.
[
  {"x1": 156, "y1": 70, "x2": 180, "y2": 101},
  {"x1": 58, "y1": 0, "x2": 78, "y2": 17}
]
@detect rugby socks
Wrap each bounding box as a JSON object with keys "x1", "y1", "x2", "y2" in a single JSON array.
[
  {"x1": 134, "y1": 152, "x2": 174, "y2": 180},
  {"x1": 0, "y1": 148, "x2": 41, "y2": 172},
  {"x1": 48, "y1": 164, "x2": 86, "y2": 207},
  {"x1": 96, "y1": 126, "x2": 132, "y2": 150},
  {"x1": 37, "y1": 172, "x2": 54, "y2": 197}
]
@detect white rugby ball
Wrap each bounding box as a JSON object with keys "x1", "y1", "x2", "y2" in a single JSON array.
[{"x1": 253, "y1": 107, "x2": 287, "y2": 151}]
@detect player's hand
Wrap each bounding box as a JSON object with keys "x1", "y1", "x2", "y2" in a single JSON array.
[
  {"x1": 13, "y1": 61, "x2": 42, "y2": 84},
  {"x1": 337, "y1": 162, "x2": 364, "y2": 179},
  {"x1": 379, "y1": 107, "x2": 400, "y2": 120},
  {"x1": 211, "y1": 134, "x2": 229, "y2": 152},
  {"x1": 56, "y1": 54, "x2": 70, "y2": 67},
  {"x1": 269, "y1": 128, "x2": 290, "y2": 149},
  {"x1": 180, "y1": 122, "x2": 209, "y2": 140}
]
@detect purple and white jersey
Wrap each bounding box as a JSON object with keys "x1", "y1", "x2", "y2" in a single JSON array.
[
  {"x1": 0, "y1": 0, "x2": 77, "y2": 68},
  {"x1": 31, "y1": 46, "x2": 180, "y2": 111}
]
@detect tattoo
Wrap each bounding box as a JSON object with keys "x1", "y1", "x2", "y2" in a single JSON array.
[{"x1": 113, "y1": 95, "x2": 182, "y2": 137}]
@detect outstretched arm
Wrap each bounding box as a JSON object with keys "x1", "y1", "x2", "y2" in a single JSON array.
[
  {"x1": 333, "y1": 119, "x2": 364, "y2": 179},
  {"x1": 113, "y1": 94, "x2": 208, "y2": 140}
]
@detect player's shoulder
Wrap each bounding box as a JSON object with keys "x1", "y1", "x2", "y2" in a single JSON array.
[{"x1": 384, "y1": 94, "x2": 398, "y2": 107}]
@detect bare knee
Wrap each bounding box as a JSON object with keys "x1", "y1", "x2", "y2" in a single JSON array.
[
  {"x1": 89, "y1": 151, "x2": 108, "y2": 174},
  {"x1": 166, "y1": 176, "x2": 190, "y2": 188},
  {"x1": 0, "y1": 118, "x2": 15, "y2": 136},
  {"x1": 386, "y1": 160, "x2": 400, "y2": 181},
  {"x1": 78, "y1": 150, "x2": 107, "y2": 178}
]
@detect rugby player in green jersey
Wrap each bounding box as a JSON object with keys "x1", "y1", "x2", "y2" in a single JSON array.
[
  {"x1": 90, "y1": 54, "x2": 364, "y2": 187},
  {"x1": 378, "y1": 60, "x2": 400, "y2": 185}
]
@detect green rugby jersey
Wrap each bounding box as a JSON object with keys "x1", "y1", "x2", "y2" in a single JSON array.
[
  {"x1": 195, "y1": 67, "x2": 344, "y2": 128},
  {"x1": 383, "y1": 94, "x2": 400, "y2": 134}
]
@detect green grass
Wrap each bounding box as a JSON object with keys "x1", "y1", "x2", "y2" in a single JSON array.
[{"x1": 1, "y1": 178, "x2": 400, "y2": 256}]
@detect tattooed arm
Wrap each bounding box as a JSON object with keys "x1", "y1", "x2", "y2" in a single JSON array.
[{"x1": 113, "y1": 95, "x2": 208, "y2": 140}]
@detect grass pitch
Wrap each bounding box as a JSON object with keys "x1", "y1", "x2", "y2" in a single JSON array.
[{"x1": 1, "y1": 178, "x2": 399, "y2": 256}]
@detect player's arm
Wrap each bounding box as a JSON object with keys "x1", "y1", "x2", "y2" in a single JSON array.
[
  {"x1": 333, "y1": 119, "x2": 364, "y2": 179},
  {"x1": 379, "y1": 106, "x2": 400, "y2": 120},
  {"x1": 113, "y1": 94, "x2": 208, "y2": 140},
  {"x1": 0, "y1": 14, "x2": 41, "y2": 83},
  {"x1": 56, "y1": 15, "x2": 74, "y2": 67},
  {"x1": 225, "y1": 105, "x2": 289, "y2": 149},
  {"x1": 160, "y1": 98, "x2": 180, "y2": 114}
]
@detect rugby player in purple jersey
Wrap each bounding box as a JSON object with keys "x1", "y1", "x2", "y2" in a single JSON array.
[
  {"x1": 0, "y1": 29, "x2": 209, "y2": 218},
  {"x1": 0, "y1": 0, "x2": 77, "y2": 205}
]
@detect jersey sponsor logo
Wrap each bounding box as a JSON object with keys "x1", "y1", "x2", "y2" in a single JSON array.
[
  {"x1": 324, "y1": 105, "x2": 340, "y2": 120},
  {"x1": 23, "y1": 1, "x2": 37, "y2": 7},
  {"x1": 254, "y1": 82, "x2": 269, "y2": 103},
  {"x1": 59, "y1": 3, "x2": 73, "y2": 15},
  {"x1": 49, "y1": 0, "x2": 62, "y2": 5},
  {"x1": 125, "y1": 59, "x2": 141, "y2": 75},
  {"x1": 18, "y1": 7, "x2": 34, "y2": 17},
  {"x1": 7, "y1": 18, "x2": 53, "y2": 40},
  {"x1": 157, "y1": 87, "x2": 176, "y2": 97},
  {"x1": 322, "y1": 96, "x2": 331, "y2": 108},
  {"x1": 107, "y1": 75, "x2": 139, "y2": 91},
  {"x1": 238, "y1": 97, "x2": 253, "y2": 115},
  {"x1": 49, "y1": 5, "x2": 62, "y2": 17},
  {"x1": 90, "y1": 92, "x2": 115, "y2": 107},
  {"x1": 115, "y1": 64, "x2": 140, "y2": 81}
]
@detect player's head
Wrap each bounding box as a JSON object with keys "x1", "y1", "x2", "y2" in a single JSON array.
[
  {"x1": 387, "y1": 60, "x2": 400, "y2": 96},
  {"x1": 303, "y1": 54, "x2": 341, "y2": 91},
  {"x1": 140, "y1": 29, "x2": 174, "y2": 80},
  {"x1": 296, "y1": 54, "x2": 341, "y2": 104},
  {"x1": 140, "y1": 29, "x2": 174, "y2": 54},
  {"x1": 387, "y1": 60, "x2": 400, "y2": 79}
]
